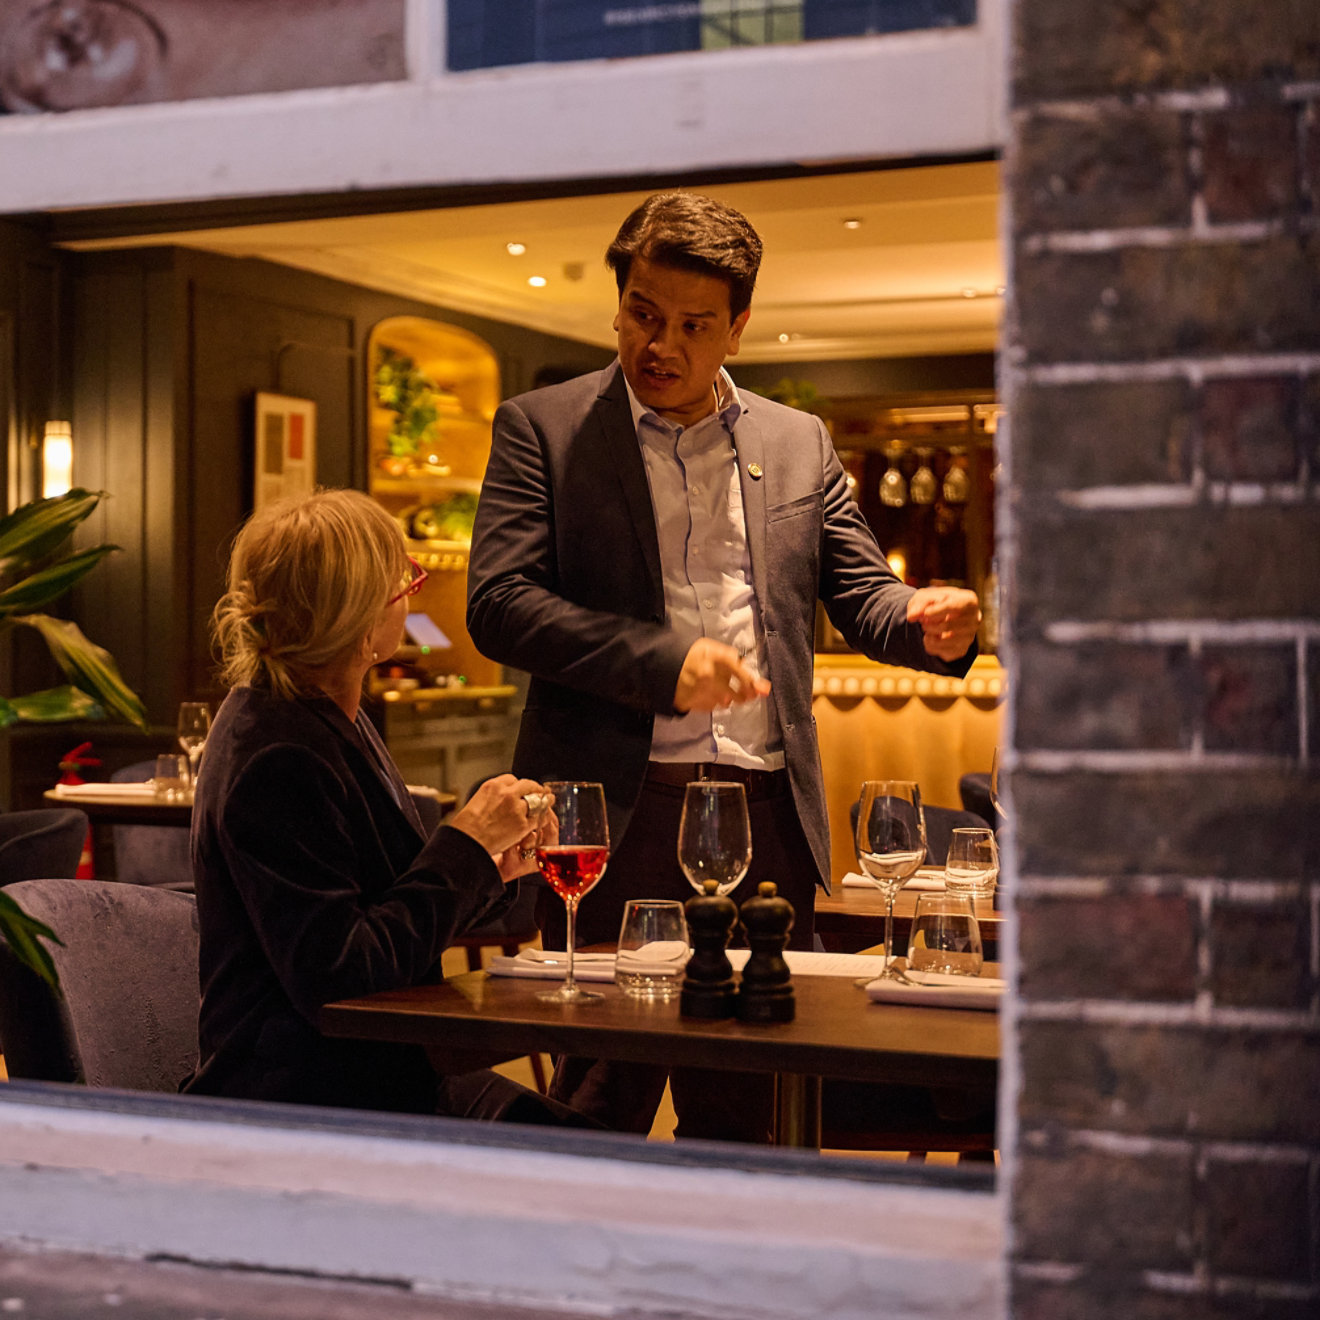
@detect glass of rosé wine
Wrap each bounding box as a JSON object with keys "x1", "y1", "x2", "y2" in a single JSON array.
[{"x1": 535, "y1": 781, "x2": 611, "y2": 1004}]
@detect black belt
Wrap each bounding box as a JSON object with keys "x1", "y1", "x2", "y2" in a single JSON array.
[{"x1": 644, "y1": 761, "x2": 789, "y2": 802}]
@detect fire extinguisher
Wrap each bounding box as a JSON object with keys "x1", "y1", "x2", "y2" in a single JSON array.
[{"x1": 57, "y1": 741, "x2": 100, "y2": 879}]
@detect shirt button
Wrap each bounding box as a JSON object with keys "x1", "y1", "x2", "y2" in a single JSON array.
[
  {"x1": 691, "y1": 483, "x2": 701, "y2": 494},
  {"x1": 703, "y1": 598, "x2": 714, "y2": 609}
]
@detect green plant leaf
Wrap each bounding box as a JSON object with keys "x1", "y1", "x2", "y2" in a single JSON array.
[
  {"x1": 0, "y1": 544, "x2": 119, "y2": 616},
  {"x1": 0, "y1": 488, "x2": 104, "y2": 573},
  {"x1": 15, "y1": 613, "x2": 147, "y2": 729},
  {"x1": 0, "y1": 890, "x2": 63, "y2": 988},
  {"x1": 7, "y1": 685, "x2": 105, "y2": 722}
]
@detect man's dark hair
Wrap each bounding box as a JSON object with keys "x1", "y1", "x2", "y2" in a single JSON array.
[{"x1": 605, "y1": 191, "x2": 762, "y2": 320}]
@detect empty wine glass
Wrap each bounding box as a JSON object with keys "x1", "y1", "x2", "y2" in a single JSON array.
[
  {"x1": 177, "y1": 702, "x2": 211, "y2": 785},
  {"x1": 855, "y1": 779, "x2": 927, "y2": 983},
  {"x1": 677, "y1": 781, "x2": 752, "y2": 898},
  {"x1": 878, "y1": 448, "x2": 908, "y2": 508},
  {"x1": 535, "y1": 781, "x2": 610, "y2": 1004},
  {"x1": 944, "y1": 827, "x2": 999, "y2": 898},
  {"x1": 0, "y1": 0, "x2": 167, "y2": 113},
  {"x1": 989, "y1": 747, "x2": 1009, "y2": 823},
  {"x1": 909, "y1": 449, "x2": 937, "y2": 505}
]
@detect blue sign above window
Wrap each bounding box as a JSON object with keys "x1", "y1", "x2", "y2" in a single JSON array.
[{"x1": 447, "y1": 1, "x2": 977, "y2": 72}]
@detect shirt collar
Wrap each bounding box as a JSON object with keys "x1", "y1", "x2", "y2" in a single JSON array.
[{"x1": 622, "y1": 363, "x2": 743, "y2": 436}]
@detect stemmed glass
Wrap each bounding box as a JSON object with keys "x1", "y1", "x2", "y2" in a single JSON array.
[
  {"x1": 535, "y1": 781, "x2": 610, "y2": 1004},
  {"x1": 177, "y1": 702, "x2": 211, "y2": 787},
  {"x1": 855, "y1": 779, "x2": 927, "y2": 983},
  {"x1": 677, "y1": 781, "x2": 752, "y2": 898},
  {"x1": 989, "y1": 747, "x2": 1009, "y2": 823}
]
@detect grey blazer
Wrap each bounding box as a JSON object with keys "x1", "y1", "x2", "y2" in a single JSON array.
[{"x1": 467, "y1": 362, "x2": 975, "y2": 888}]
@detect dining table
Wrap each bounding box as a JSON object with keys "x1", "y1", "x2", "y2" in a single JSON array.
[
  {"x1": 815, "y1": 879, "x2": 1003, "y2": 955},
  {"x1": 319, "y1": 960, "x2": 1000, "y2": 1149}
]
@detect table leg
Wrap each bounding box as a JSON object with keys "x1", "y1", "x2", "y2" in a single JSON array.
[{"x1": 773, "y1": 1073, "x2": 822, "y2": 1148}]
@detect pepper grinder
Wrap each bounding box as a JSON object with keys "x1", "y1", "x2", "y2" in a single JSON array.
[
  {"x1": 680, "y1": 879, "x2": 738, "y2": 1019},
  {"x1": 735, "y1": 880, "x2": 796, "y2": 1023}
]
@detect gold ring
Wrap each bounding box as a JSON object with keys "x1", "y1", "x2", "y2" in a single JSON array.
[{"x1": 518, "y1": 847, "x2": 537, "y2": 861}]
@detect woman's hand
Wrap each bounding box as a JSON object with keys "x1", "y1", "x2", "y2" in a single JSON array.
[{"x1": 448, "y1": 773, "x2": 553, "y2": 885}]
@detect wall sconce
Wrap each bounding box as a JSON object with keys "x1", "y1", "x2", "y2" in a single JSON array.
[{"x1": 42, "y1": 420, "x2": 73, "y2": 498}]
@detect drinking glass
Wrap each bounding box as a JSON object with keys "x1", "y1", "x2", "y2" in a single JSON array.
[
  {"x1": 152, "y1": 753, "x2": 189, "y2": 802},
  {"x1": 989, "y1": 747, "x2": 1009, "y2": 823},
  {"x1": 677, "y1": 781, "x2": 752, "y2": 898},
  {"x1": 177, "y1": 702, "x2": 211, "y2": 784},
  {"x1": 854, "y1": 779, "x2": 927, "y2": 982},
  {"x1": 535, "y1": 781, "x2": 610, "y2": 1004},
  {"x1": 907, "y1": 892, "x2": 983, "y2": 978},
  {"x1": 615, "y1": 899, "x2": 689, "y2": 1000},
  {"x1": 944, "y1": 827, "x2": 999, "y2": 898}
]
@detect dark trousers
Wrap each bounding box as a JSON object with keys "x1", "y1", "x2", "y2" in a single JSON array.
[
  {"x1": 436, "y1": 1068, "x2": 603, "y2": 1129},
  {"x1": 541, "y1": 774, "x2": 820, "y2": 1142}
]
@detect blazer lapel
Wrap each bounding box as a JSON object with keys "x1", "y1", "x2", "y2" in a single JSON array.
[
  {"x1": 733, "y1": 400, "x2": 769, "y2": 612},
  {"x1": 593, "y1": 364, "x2": 664, "y2": 613}
]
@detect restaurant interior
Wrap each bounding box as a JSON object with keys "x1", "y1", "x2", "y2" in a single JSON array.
[{"x1": 0, "y1": 155, "x2": 1005, "y2": 1158}]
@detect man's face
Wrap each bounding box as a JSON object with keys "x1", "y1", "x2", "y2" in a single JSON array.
[{"x1": 613, "y1": 255, "x2": 750, "y2": 428}]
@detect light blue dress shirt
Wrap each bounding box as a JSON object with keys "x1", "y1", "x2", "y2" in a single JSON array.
[{"x1": 623, "y1": 366, "x2": 785, "y2": 772}]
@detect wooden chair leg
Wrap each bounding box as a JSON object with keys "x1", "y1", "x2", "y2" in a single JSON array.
[{"x1": 528, "y1": 1053, "x2": 549, "y2": 1094}]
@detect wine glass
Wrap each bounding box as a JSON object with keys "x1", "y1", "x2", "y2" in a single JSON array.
[
  {"x1": 535, "y1": 781, "x2": 610, "y2": 1004},
  {"x1": 854, "y1": 779, "x2": 927, "y2": 983},
  {"x1": 177, "y1": 702, "x2": 211, "y2": 786},
  {"x1": 677, "y1": 781, "x2": 752, "y2": 898},
  {"x1": 989, "y1": 747, "x2": 1009, "y2": 823},
  {"x1": 943, "y1": 827, "x2": 999, "y2": 899}
]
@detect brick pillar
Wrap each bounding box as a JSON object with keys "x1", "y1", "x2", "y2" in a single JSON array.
[{"x1": 1004, "y1": 4, "x2": 1320, "y2": 1315}]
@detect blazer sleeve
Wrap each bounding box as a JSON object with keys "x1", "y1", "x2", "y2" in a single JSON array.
[
  {"x1": 216, "y1": 739, "x2": 507, "y2": 1022},
  {"x1": 467, "y1": 396, "x2": 690, "y2": 713},
  {"x1": 815, "y1": 429, "x2": 978, "y2": 677}
]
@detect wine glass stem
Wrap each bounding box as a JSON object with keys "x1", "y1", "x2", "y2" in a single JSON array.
[
  {"x1": 883, "y1": 895, "x2": 896, "y2": 974},
  {"x1": 563, "y1": 896, "x2": 578, "y2": 996}
]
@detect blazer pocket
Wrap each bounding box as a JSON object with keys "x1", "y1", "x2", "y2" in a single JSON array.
[{"x1": 766, "y1": 491, "x2": 821, "y2": 523}]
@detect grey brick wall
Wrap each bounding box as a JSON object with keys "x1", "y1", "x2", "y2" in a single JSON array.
[{"x1": 1005, "y1": 2, "x2": 1320, "y2": 1314}]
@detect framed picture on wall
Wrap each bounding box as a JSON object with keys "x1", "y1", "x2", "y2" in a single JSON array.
[{"x1": 253, "y1": 392, "x2": 317, "y2": 511}]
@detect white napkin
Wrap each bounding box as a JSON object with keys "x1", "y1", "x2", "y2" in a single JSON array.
[
  {"x1": 865, "y1": 970, "x2": 1005, "y2": 1011},
  {"x1": 486, "y1": 948, "x2": 618, "y2": 981},
  {"x1": 842, "y1": 868, "x2": 946, "y2": 891},
  {"x1": 51, "y1": 782, "x2": 161, "y2": 799}
]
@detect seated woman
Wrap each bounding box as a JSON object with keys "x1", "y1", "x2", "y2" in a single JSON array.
[{"x1": 186, "y1": 489, "x2": 580, "y2": 1124}]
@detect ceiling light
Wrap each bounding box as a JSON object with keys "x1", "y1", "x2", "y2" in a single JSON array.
[
  {"x1": 842, "y1": 217, "x2": 863, "y2": 229},
  {"x1": 528, "y1": 275, "x2": 547, "y2": 288},
  {"x1": 506, "y1": 242, "x2": 526, "y2": 256},
  {"x1": 778, "y1": 333, "x2": 790, "y2": 343},
  {"x1": 994, "y1": 285, "x2": 1006, "y2": 296},
  {"x1": 961, "y1": 287, "x2": 978, "y2": 298}
]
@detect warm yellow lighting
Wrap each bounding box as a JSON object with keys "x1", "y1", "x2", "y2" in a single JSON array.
[
  {"x1": 886, "y1": 550, "x2": 907, "y2": 581},
  {"x1": 842, "y1": 217, "x2": 863, "y2": 229},
  {"x1": 41, "y1": 421, "x2": 73, "y2": 498},
  {"x1": 506, "y1": 242, "x2": 527, "y2": 256},
  {"x1": 528, "y1": 275, "x2": 547, "y2": 288},
  {"x1": 778, "y1": 333, "x2": 790, "y2": 343}
]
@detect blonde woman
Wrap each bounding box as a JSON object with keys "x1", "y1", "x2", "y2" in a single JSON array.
[{"x1": 186, "y1": 490, "x2": 584, "y2": 1125}]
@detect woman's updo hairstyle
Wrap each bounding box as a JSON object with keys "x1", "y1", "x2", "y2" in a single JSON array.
[{"x1": 213, "y1": 488, "x2": 409, "y2": 699}]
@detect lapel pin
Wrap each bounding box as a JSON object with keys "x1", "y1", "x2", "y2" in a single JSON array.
[{"x1": 747, "y1": 463, "x2": 764, "y2": 480}]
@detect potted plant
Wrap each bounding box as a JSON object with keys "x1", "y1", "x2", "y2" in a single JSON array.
[{"x1": 0, "y1": 488, "x2": 148, "y2": 983}]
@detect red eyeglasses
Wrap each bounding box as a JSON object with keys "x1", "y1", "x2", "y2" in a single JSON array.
[{"x1": 387, "y1": 557, "x2": 428, "y2": 606}]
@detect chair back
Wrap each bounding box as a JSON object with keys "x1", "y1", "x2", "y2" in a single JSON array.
[
  {"x1": 111, "y1": 760, "x2": 194, "y2": 890},
  {"x1": 0, "y1": 808, "x2": 89, "y2": 884},
  {"x1": 0, "y1": 877, "x2": 199, "y2": 1091}
]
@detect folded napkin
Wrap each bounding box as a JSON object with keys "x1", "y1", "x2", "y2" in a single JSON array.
[
  {"x1": 51, "y1": 782, "x2": 162, "y2": 800},
  {"x1": 865, "y1": 970, "x2": 1005, "y2": 1011},
  {"x1": 842, "y1": 868, "x2": 946, "y2": 892},
  {"x1": 486, "y1": 948, "x2": 618, "y2": 982}
]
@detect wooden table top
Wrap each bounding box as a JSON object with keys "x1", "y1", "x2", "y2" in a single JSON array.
[
  {"x1": 43, "y1": 787, "x2": 193, "y2": 827},
  {"x1": 320, "y1": 968, "x2": 1000, "y2": 1092},
  {"x1": 814, "y1": 883, "x2": 1003, "y2": 953}
]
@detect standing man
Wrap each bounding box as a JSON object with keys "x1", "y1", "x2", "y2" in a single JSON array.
[{"x1": 468, "y1": 191, "x2": 980, "y2": 1140}]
